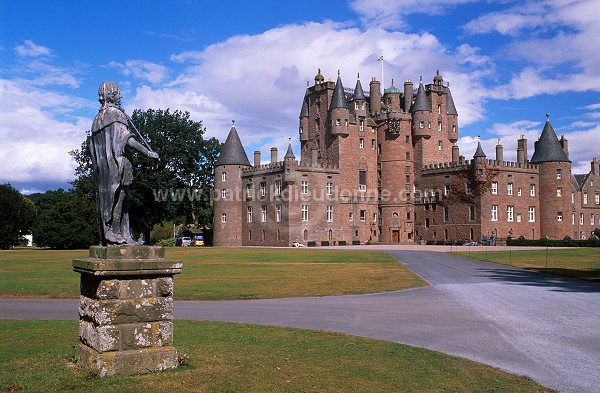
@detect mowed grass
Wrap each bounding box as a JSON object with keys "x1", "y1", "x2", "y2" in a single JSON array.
[
  {"x1": 0, "y1": 247, "x2": 426, "y2": 300},
  {"x1": 0, "y1": 320, "x2": 554, "y2": 393},
  {"x1": 455, "y1": 248, "x2": 600, "y2": 281}
]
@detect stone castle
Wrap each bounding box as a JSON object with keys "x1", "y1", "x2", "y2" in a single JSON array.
[{"x1": 212, "y1": 69, "x2": 600, "y2": 246}]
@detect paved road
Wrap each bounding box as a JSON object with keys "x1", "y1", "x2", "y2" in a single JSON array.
[{"x1": 2, "y1": 251, "x2": 599, "y2": 392}]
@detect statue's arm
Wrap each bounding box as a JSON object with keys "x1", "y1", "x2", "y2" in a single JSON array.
[{"x1": 127, "y1": 137, "x2": 159, "y2": 159}]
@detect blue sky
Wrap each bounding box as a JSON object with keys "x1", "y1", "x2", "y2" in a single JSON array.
[{"x1": 1, "y1": 0, "x2": 599, "y2": 193}]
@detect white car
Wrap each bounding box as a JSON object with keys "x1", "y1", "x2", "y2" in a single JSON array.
[
  {"x1": 291, "y1": 242, "x2": 306, "y2": 247},
  {"x1": 464, "y1": 241, "x2": 478, "y2": 246}
]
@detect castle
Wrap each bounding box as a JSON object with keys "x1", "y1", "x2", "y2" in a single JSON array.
[{"x1": 212, "y1": 69, "x2": 600, "y2": 246}]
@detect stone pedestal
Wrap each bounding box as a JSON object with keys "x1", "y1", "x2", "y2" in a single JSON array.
[{"x1": 72, "y1": 246, "x2": 183, "y2": 377}]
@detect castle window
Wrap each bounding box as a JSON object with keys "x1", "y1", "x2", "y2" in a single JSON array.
[
  {"x1": 444, "y1": 184, "x2": 450, "y2": 196},
  {"x1": 221, "y1": 213, "x2": 227, "y2": 223},
  {"x1": 373, "y1": 212, "x2": 377, "y2": 222},
  {"x1": 302, "y1": 180, "x2": 308, "y2": 194},
  {"x1": 221, "y1": 172, "x2": 227, "y2": 181},
  {"x1": 372, "y1": 139, "x2": 376, "y2": 150},
  {"x1": 261, "y1": 205, "x2": 267, "y2": 222},
  {"x1": 443, "y1": 206, "x2": 449, "y2": 222},
  {"x1": 359, "y1": 120, "x2": 364, "y2": 131},
  {"x1": 438, "y1": 122, "x2": 442, "y2": 131},
  {"x1": 326, "y1": 182, "x2": 333, "y2": 196},
  {"x1": 507, "y1": 183, "x2": 513, "y2": 195},
  {"x1": 572, "y1": 192, "x2": 575, "y2": 203},
  {"x1": 438, "y1": 140, "x2": 443, "y2": 150},
  {"x1": 491, "y1": 182, "x2": 498, "y2": 195},
  {"x1": 583, "y1": 192, "x2": 588, "y2": 204},
  {"x1": 349, "y1": 212, "x2": 353, "y2": 221},
  {"x1": 359, "y1": 171, "x2": 366, "y2": 191},
  {"x1": 299, "y1": 127, "x2": 303, "y2": 134},
  {"x1": 221, "y1": 189, "x2": 227, "y2": 199},
  {"x1": 260, "y1": 182, "x2": 267, "y2": 197},
  {"x1": 528, "y1": 207, "x2": 535, "y2": 222},
  {"x1": 595, "y1": 193, "x2": 599, "y2": 204},
  {"x1": 592, "y1": 214, "x2": 596, "y2": 225},
  {"x1": 335, "y1": 119, "x2": 341, "y2": 126},
  {"x1": 469, "y1": 205, "x2": 475, "y2": 221},
  {"x1": 556, "y1": 169, "x2": 562, "y2": 179},
  {"x1": 466, "y1": 183, "x2": 473, "y2": 194},
  {"x1": 438, "y1": 104, "x2": 441, "y2": 114},
  {"x1": 529, "y1": 184, "x2": 535, "y2": 197},
  {"x1": 362, "y1": 102, "x2": 365, "y2": 110},
  {"x1": 345, "y1": 119, "x2": 348, "y2": 126},
  {"x1": 301, "y1": 205, "x2": 309, "y2": 221},
  {"x1": 419, "y1": 121, "x2": 424, "y2": 129},
  {"x1": 580, "y1": 213, "x2": 584, "y2": 225},
  {"x1": 355, "y1": 102, "x2": 359, "y2": 110},
  {"x1": 518, "y1": 187, "x2": 522, "y2": 197},
  {"x1": 428, "y1": 122, "x2": 431, "y2": 129},
  {"x1": 572, "y1": 213, "x2": 575, "y2": 225},
  {"x1": 246, "y1": 184, "x2": 253, "y2": 199},
  {"x1": 275, "y1": 180, "x2": 282, "y2": 196},
  {"x1": 425, "y1": 218, "x2": 430, "y2": 228},
  {"x1": 248, "y1": 207, "x2": 253, "y2": 223},
  {"x1": 276, "y1": 204, "x2": 282, "y2": 222},
  {"x1": 406, "y1": 175, "x2": 411, "y2": 184},
  {"x1": 557, "y1": 187, "x2": 562, "y2": 197},
  {"x1": 405, "y1": 166, "x2": 411, "y2": 173},
  {"x1": 491, "y1": 205, "x2": 498, "y2": 222},
  {"x1": 359, "y1": 138, "x2": 364, "y2": 148},
  {"x1": 326, "y1": 205, "x2": 333, "y2": 222},
  {"x1": 452, "y1": 125, "x2": 456, "y2": 133},
  {"x1": 303, "y1": 229, "x2": 308, "y2": 241},
  {"x1": 517, "y1": 213, "x2": 522, "y2": 223},
  {"x1": 557, "y1": 212, "x2": 563, "y2": 222},
  {"x1": 507, "y1": 206, "x2": 514, "y2": 222},
  {"x1": 406, "y1": 135, "x2": 410, "y2": 144},
  {"x1": 360, "y1": 210, "x2": 366, "y2": 221},
  {"x1": 406, "y1": 152, "x2": 410, "y2": 160}
]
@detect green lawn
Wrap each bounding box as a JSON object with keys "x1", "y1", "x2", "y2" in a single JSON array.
[
  {"x1": 0, "y1": 247, "x2": 426, "y2": 300},
  {"x1": 455, "y1": 248, "x2": 600, "y2": 281},
  {"x1": 0, "y1": 320, "x2": 554, "y2": 393}
]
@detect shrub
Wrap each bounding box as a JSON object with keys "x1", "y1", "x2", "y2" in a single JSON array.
[
  {"x1": 352, "y1": 240, "x2": 361, "y2": 245},
  {"x1": 321, "y1": 241, "x2": 329, "y2": 246},
  {"x1": 308, "y1": 241, "x2": 317, "y2": 247},
  {"x1": 338, "y1": 240, "x2": 347, "y2": 246}
]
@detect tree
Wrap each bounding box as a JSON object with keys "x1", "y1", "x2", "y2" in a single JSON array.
[
  {"x1": 30, "y1": 189, "x2": 99, "y2": 249},
  {"x1": 70, "y1": 108, "x2": 221, "y2": 242},
  {"x1": 0, "y1": 183, "x2": 36, "y2": 249}
]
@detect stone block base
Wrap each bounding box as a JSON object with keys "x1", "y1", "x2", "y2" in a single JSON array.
[{"x1": 75, "y1": 342, "x2": 178, "y2": 377}]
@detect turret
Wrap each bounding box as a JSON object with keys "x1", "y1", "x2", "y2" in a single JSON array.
[
  {"x1": 530, "y1": 114, "x2": 572, "y2": 239},
  {"x1": 329, "y1": 73, "x2": 349, "y2": 136},
  {"x1": 446, "y1": 82, "x2": 458, "y2": 142},
  {"x1": 383, "y1": 79, "x2": 401, "y2": 111},
  {"x1": 299, "y1": 96, "x2": 309, "y2": 142},
  {"x1": 213, "y1": 121, "x2": 251, "y2": 246},
  {"x1": 412, "y1": 77, "x2": 431, "y2": 139},
  {"x1": 369, "y1": 77, "x2": 381, "y2": 114},
  {"x1": 352, "y1": 75, "x2": 367, "y2": 118}
]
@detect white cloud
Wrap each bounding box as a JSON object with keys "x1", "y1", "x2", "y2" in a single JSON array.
[
  {"x1": 15, "y1": 40, "x2": 52, "y2": 57},
  {"x1": 107, "y1": 60, "x2": 170, "y2": 85}
]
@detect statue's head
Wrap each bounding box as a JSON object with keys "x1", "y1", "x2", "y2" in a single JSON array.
[{"x1": 98, "y1": 81, "x2": 122, "y2": 108}]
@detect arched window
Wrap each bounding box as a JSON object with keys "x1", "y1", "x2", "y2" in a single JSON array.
[{"x1": 303, "y1": 229, "x2": 308, "y2": 241}]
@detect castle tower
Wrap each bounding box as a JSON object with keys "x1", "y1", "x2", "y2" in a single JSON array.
[
  {"x1": 411, "y1": 76, "x2": 432, "y2": 177},
  {"x1": 213, "y1": 122, "x2": 251, "y2": 246},
  {"x1": 446, "y1": 82, "x2": 458, "y2": 143},
  {"x1": 383, "y1": 80, "x2": 402, "y2": 111},
  {"x1": 329, "y1": 74, "x2": 350, "y2": 137},
  {"x1": 530, "y1": 115, "x2": 572, "y2": 239},
  {"x1": 352, "y1": 75, "x2": 367, "y2": 118}
]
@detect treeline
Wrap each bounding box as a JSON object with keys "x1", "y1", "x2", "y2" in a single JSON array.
[{"x1": 0, "y1": 109, "x2": 220, "y2": 249}]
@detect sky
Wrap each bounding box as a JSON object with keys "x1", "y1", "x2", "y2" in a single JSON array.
[{"x1": 1, "y1": 0, "x2": 600, "y2": 194}]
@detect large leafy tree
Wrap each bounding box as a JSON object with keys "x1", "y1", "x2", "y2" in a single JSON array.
[
  {"x1": 70, "y1": 108, "x2": 220, "y2": 242},
  {"x1": 0, "y1": 183, "x2": 36, "y2": 249},
  {"x1": 29, "y1": 189, "x2": 99, "y2": 249}
]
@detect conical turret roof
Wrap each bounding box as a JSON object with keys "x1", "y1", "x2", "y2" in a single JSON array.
[
  {"x1": 446, "y1": 86, "x2": 458, "y2": 116},
  {"x1": 412, "y1": 79, "x2": 431, "y2": 112},
  {"x1": 284, "y1": 140, "x2": 295, "y2": 159},
  {"x1": 530, "y1": 116, "x2": 570, "y2": 163},
  {"x1": 353, "y1": 78, "x2": 366, "y2": 101},
  {"x1": 473, "y1": 139, "x2": 486, "y2": 158},
  {"x1": 299, "y1": 96, "x2": 309, "y2": 117},
  {"x1": 215, "y1": 123, "x2": 251, "y2": 166},
  {"x1": 330, "y1": 75, "x2": 347, "y2": 109}
]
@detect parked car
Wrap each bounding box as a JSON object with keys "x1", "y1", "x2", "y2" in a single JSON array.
[
  {"x1": 464, "y1": 241, "x2": 478, "y2": 246},
  {"x1": 175, "y1": 237, "x2": 192, "y2": 246},
  {"x1": 291, "y1": 242, "x2": 306, "y2": 247}
]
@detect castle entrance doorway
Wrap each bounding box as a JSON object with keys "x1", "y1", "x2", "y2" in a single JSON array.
[{"x1": 392, "y1": 230, "x2": 400, "y2": 242}]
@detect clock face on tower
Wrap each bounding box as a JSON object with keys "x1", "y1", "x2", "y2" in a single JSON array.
[{"x1": 388, "y1": 119, "x2": 400, "y2": 134}]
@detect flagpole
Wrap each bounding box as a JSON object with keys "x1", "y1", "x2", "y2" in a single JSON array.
[{"x1": 378, "y1": 54, "x2": 384, "y2": 94}]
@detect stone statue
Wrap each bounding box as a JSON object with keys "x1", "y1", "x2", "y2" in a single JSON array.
[{"x1": 89, "y1": 81, "x2": 159, "y2": 246}]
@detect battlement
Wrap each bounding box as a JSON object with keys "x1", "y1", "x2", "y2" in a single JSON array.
[
  {"x1": 421, "y1": 159, "x2": 539, "y2": 174},
  {"x1": 242, "y1": 159, "x2": 339, "y2": 176}
]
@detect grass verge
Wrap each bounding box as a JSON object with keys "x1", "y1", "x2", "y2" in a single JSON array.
[
  {"x1": 454, "y1": 248, "x2": 600, "y2": 281},
  {"x1": 0, "y1": 320, "x2": 554, "y2": 393},
  {"x1": 0, "y1": 248, "x2": 426, "y2": 300}
]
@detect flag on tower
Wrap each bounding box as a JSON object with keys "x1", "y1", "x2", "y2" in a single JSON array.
[{"x1": 377, "y1": 54, "x2": 384, "y2": 61}]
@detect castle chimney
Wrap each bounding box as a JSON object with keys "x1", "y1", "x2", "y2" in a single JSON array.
[
  {"x1": 270, "y1": 147, "x2": 278, "y2": 163},
  {"x1": 496, "y1": 139, "x2": 504, "y2": 163},
  {"x1": 254, "y1": 151, "x2": 261, "y2": 167},
  {"x1": 452, "y1": 143, "x2": 460, "y2": 163},
  {"x1": 592, "y1": 157, "x2": 598, "y2": 176},
  {"x1": 369, "y1": 77, "x2": 381, "y2": 114},
  {"x1": 517, "y1": 135, "x2": 527, "y2": 164},
  {"x1": 560, "y1": 134, "x2": 569, "y2": 158},
  {"x1": 403, "y1": 79, "x2": 413, "y2": 113}
]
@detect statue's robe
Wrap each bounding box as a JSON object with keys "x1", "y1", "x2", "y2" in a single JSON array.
[{"x1": 89, "y1": 105, "x2": 135, "y2": 245}]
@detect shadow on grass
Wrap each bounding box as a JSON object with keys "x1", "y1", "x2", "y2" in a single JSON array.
[{"x1": 475, "y1": 265, "x2": 600, "y2": 293}]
